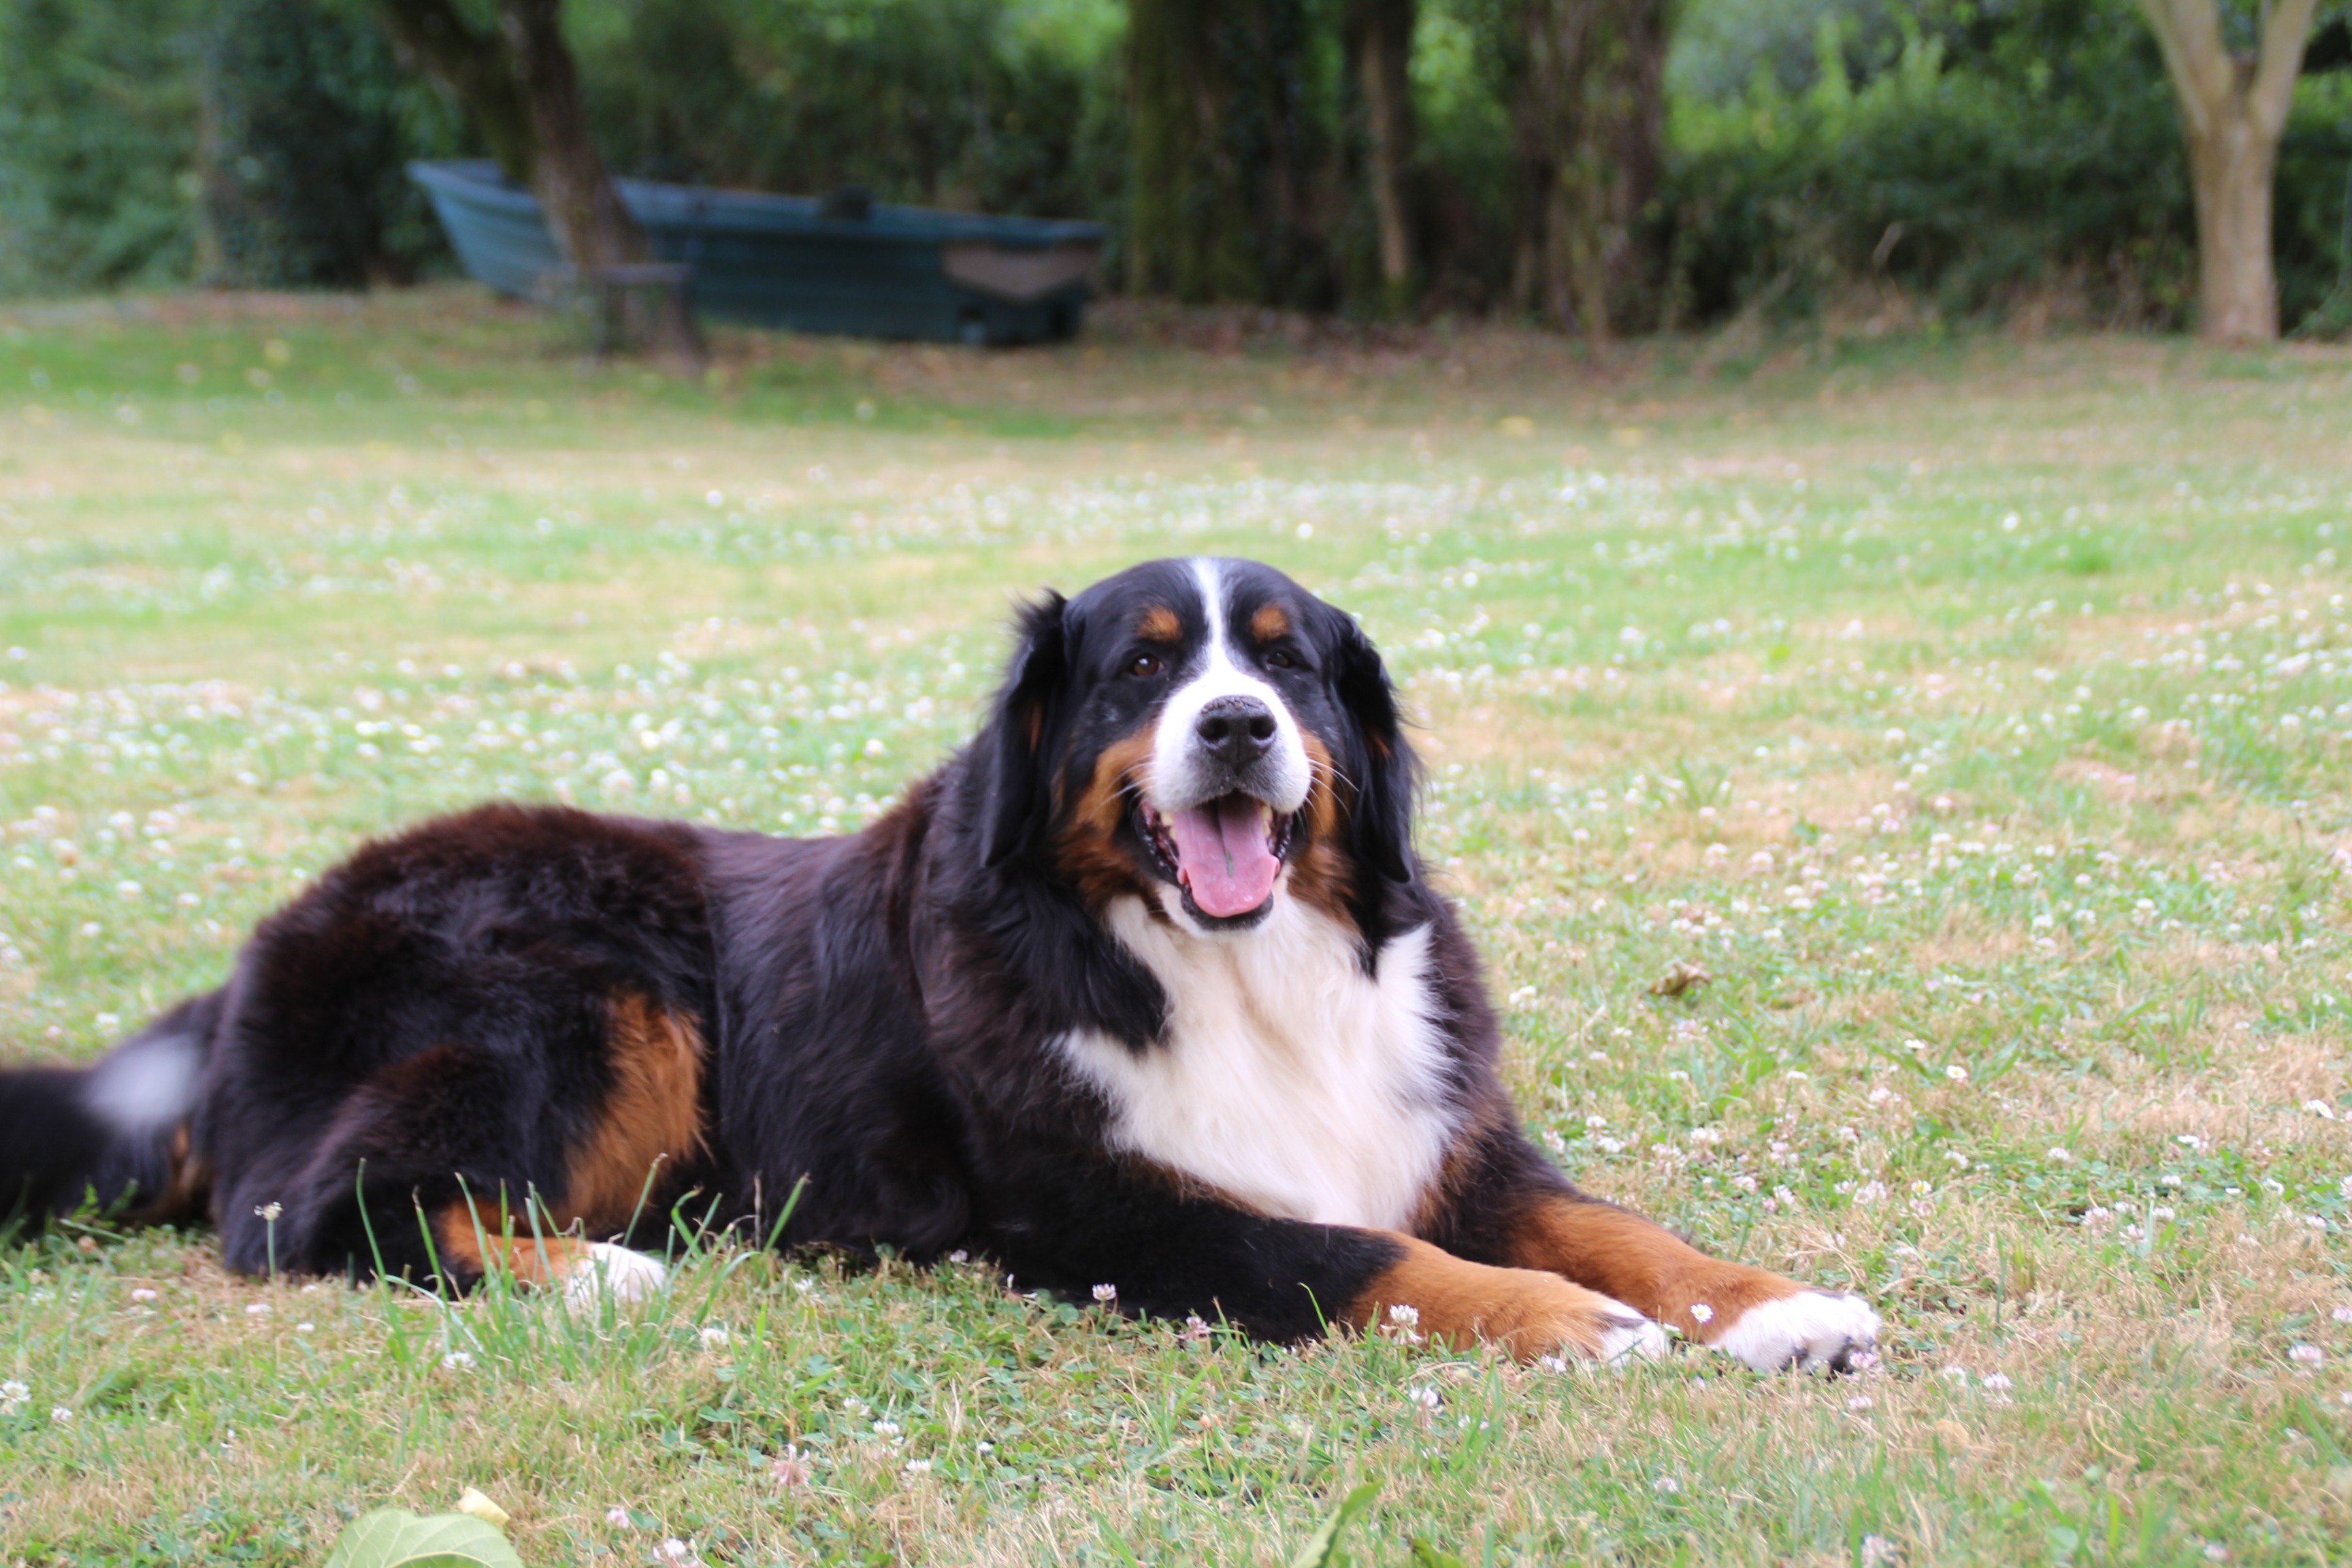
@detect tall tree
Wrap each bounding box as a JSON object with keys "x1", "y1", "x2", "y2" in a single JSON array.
[
  {"x1": 1504, "y1": 0, "x2": 1673, "y2": 344},
  {"x1": 2133, "y1": 0, "x2": 2323, "y2": 341},
  {"x1": 1347, "y1": 0, "x2": 1418, "y2": 307},
  {"x1": 371, "y1": 0, "x2": 651, "y2": 280},
  {"x1": 1126, "y1": 0, "x2": 1322, "y2": 305}
]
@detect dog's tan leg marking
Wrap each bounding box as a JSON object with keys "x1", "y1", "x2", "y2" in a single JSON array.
[{"x1": 1347, "y1": 1232, "x2": 1665, "y2": 1364}]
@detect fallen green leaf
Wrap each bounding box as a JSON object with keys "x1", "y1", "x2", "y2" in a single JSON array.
[{"x1": 321, "y1": 1508, "x2": 524, "y2": 1568}]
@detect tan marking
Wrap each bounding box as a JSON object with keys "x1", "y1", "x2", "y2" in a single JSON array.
[
  {"x1": 564, "y1": 995, "x2": 706, "y2": 1230},
  {"x1": 135, "y1": 1121, "x2": 213, "y2": 1225},
  {"x1": 1283, "y1": 732, "x2": 1357, "y2": 929},
  {"x1": 434, "y1": 1200, "x2": 590, "y2": 1284},
  {"x1": 1056, "y1": 722, "x2": 1160, "y2": 908},
  {"x1": 1506, "y1": 1193, "x2": 1801, "y2": 1341},
  {"x1": 1139, "y1": 605, "x2": 1182, "y2": 642},
  {"x1": 1347, "y1": 1232, "x2": 1641, "y2": 1361},
  {"x1": 1250, "y1": 602, "x2": 1291, "y2": 642}
]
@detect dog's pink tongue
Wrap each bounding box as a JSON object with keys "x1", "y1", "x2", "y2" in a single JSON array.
[{"x1": 1168, "y1": 796, "x2": 1278, "y2": 918}]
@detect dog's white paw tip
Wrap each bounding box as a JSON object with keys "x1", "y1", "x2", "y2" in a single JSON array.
[
  {"x1": 1593, "y1": 1296, "x2": 1671, "y2": 1367},
  {"x1": 1714, "y1": 1290, "x2": 1880, "y2": 1375},
  {"x1": 564, "y1": 1242, "x2": 668, "y2": 1312}
]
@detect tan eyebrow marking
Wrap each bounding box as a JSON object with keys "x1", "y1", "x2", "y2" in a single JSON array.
[
  {"x1": 1250, "y1": 603, "x2": 1291, "y2": 642},
  {"x1": 1139, "y1": 605, "x2": 1181, "y2": 642}
]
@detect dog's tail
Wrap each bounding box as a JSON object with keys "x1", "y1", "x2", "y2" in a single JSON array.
[{"x1": 1, "y1": 991, "x2": 221, "y2": 1235}]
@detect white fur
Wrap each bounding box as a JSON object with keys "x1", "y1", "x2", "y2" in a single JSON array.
[
  {"x1": 563, "y1": 1242, "x2": 669, "y2": 1313},
  {"x1": 1055, "y1": 898, "x2": 1457, "y2": 1230},
  {"x1": 83, "y1": 1030, "x2": 201, "y2": 1132},
  {"x1": 1147, "y1": 558, "x2": 1311, "y2": 820},
  {"x1": 1592, "y1": 1296, "x2": 1671, "y2": 1367},
  {"x1": 1712, "y1": 1290, "x2": 1880, "y2": 1373}
]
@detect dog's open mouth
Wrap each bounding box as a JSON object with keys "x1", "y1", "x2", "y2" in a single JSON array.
[{"x1": 1137, "y1": 794, "x2": 1296, "y2": 920}]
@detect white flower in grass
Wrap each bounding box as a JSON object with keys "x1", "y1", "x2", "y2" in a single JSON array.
[
  {"x1": 903, "y1": 1458, "x2": 932, "y2": 1475},
  {"x1": 51, "y1": 1406, "x2": 72, "y2": 1422},
  {"x1": 2333, "y1": 1306, "x2": 2352, "y2": 1325},
  {"x1": 1091, "y1": 1283, "x2": 1117, "y2": 1305},
  {"x1": 441, "y1": 1351, "x2": 474, "y2": 1371},
  {"x1": 1980, "y1": 1372, "x2": 2012, "y2": 1391},
  {"x1": 2046, "y1": 1147, "x2": 2072, "y2": 1163},
  {"x1": 1846, "y1": 1394, "x2": 1874, "y2": 1411},
  {"x1": 1, "y1": 1379, "x2": 29, "y2": 1416},
  {"x1": 606, "y1": 1507, "x2": 632, "y2": 1528},
  {"x1": 1537, "y1": 1356, "x2": 1569, "y2": 1373},
  {"x1": 130, "y1": 1288, "x2": 157, "y2": 1303},
  {"x1": 1179, "y1": 1313, "x2": 1211, "y2": 1343},
  {"x1": 1654, "y1": 1476, "x2": 1681, "y2": 1495},
  {"x1": 1944, "y1": 1064, "x2": 1968, "y2": 1082},
  {"x1": 2292, "y1": 1344, "x2": 2325, "y2": 1368},
  {"x1": 696, "y1": 1324, "x2": 730, "y2": 1350},
  {"x1": 1689, "y1": 1303, "x2": 1713, "y2": 1325},
  {"x1": 947, "y1": 1250, "x2": 968, "y2": 1264},
  {"x1": 870, "y1": 1419, "x2": 901, "y2": 1441},
  {"x1": 1405, "y1": 1386, "x2": 1440, "y2": 1412},
  {"x1": 769, "y1": 1446, "x2": 811, "y2": 1487},
  {"x1": 1860, "y1": 1537, "x2": 1901, "y2": 1568},
  {"x1": 2203, "y1": 1545, "x2": 2230, "y2": 1563}
]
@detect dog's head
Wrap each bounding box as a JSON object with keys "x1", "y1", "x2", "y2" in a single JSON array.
[{"x1": 977, "y1": 558, "x2": 1415, "y2": 937}]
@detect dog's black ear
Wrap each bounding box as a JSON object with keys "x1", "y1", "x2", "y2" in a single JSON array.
[
  {"x1": 1328, "y1": 609, "x2": 1417, "y2": 883},
  {"x1": 979, "y1": 590, "x2": 1072, "y2": 868}
]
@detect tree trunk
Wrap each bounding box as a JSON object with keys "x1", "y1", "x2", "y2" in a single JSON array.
[
  {"x1": 2189, "y1": 103, "x2": 2281, "y2": 341},
  {"x1": 2133, "y1": 0, "x2": 2321, "y2": 342},
  {"x1": 498, "y1": 0, "x2": 646, "y2": 274},
  {"x1": 1507, "y1": 0, "x2": 1674, "y2": 344},
  {"x1": 1127, "y1": 0, "x2": 1320, "y2": 306},
  {"x1": 1348, "y1": 0, "x2": 1418, "y2": 306},
  {"x1": 370, "y1": 0, "x2": 536, "y2": 183}
]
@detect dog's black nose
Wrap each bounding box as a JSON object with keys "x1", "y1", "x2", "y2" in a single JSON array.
[{"x1": 1195, "y1": 696, "x2": 1277, "y2": 762}]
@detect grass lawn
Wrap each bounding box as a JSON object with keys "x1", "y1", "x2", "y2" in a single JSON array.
[{"x1": 5, "y1": 290, "x2": 2352, "y2": 1565}]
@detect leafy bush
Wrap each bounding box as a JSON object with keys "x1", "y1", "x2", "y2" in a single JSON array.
[
  {"x1": 1661, "y1": 0, "x2": 2352, "y2": 333},
  {"x1": 0, "y1": 0, "x2": 208, "y2": 293},
  {"x1": 0, "y1": 0, "x2": 461, "y2": 295},
  {"x1": 572, "y1": 0, "x2": 1128, "y2": 223},
  {"x1": 200, "y1": 0, "x2": 467, "y2": 288}
]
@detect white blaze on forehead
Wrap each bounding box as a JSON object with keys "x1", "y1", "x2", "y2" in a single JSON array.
[
  {"x1": 1147, "y1": 558, "x2": 1311, "y2": 814},
  {"x1": 83, "y1": 1029, "x2": 201, "y2": 1132}
]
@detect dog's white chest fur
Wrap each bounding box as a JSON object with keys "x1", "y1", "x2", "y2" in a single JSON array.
[{"x1": 1054, "y1": 898, "x2": 1457, "y2": 1230}]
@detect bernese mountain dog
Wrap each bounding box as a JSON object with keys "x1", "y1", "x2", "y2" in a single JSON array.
[{"x1": 0, "y1": 557, "x2": 1878, "y2": 1371}]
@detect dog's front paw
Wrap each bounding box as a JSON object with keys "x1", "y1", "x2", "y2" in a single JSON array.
[
  {"x1": 1712, "y1": 1290, "x2": 1879, "y2": 1374},
  {"x1": 563, "y1": 1241, "x2": 670, "y2": 1313},
  {"x1": 1588, "y1": 1294, "x2": 1671, "y2": 1368}
]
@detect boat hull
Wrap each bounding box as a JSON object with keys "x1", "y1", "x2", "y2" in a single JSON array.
[{"x1": 408, "y1": 161, "x2": 1104, "y2": 347}]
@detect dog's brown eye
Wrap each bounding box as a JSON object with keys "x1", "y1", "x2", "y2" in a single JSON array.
[
  {"x1": 1264, "y1": 649, "x2": 1295, "y2": 670},
  {"x1": 1127, "y1": 653, "x2": 1164, "y2": 679}
]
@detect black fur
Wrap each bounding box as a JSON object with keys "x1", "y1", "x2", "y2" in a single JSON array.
[{"x1": 0, "y1": 558, "x2": 1587, "y2": 1338}]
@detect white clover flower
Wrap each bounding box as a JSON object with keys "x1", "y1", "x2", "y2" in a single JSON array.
[
  {"x1": 1846, "y1": 1394, "x2": 1874, "y2": 1411},
  {"x1": 1405, "y1": 1386, "x2": 1440, "y2": 1411},
  {"x1": 1386, "y1": 1303, "x2": 1420, "y2": 1328},
  {"x1": 697, "y1": 1325, "x2": 730, "y2": 1350},
  {"x1": 903, "y1": 1458, "x2": 932, "y2": 1475},
  {"x1": 1980, "y1": 1372, "x2": 2012, "y2": 1392},
  {"x1": 2046, "y1": 1147, "x2": 2072, "y2": 1163},
  {"x1": 1091, "y1": 1283, "x2": 1117, "y2": 1305},
  {"x1": 1654, "y1": 1476, "x2": 1681, "y2": 1495},
  {"x1": 131, "y1": 1288, "x2": 157, "y2": 1302},
  {"x1": 1537, "y1": 1355, "x2": 1569, "y2": 1373},
  {"x1": 606, "y1": 1507, "x2": 632, "y2": 1527},
  {"x1": 2332, "y1": 1306, "x2": 2352, "y2": 1325},
  {"x1": 51, "y1": 1406, "x2": 73, "y2": 1422},
  {"x1": 2291, "y1": 1344, "x2": 2325, "y2": 1367},
  {"x1": 947, "y1": 1250, "x2": 968, "y2": 1264},
  {"x1": 871, "y1": 1419, "x2": 901, "y2": 1439},
  {"x1": 441, "y1": 1351, "x2": 474, "y2": 1371}
]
